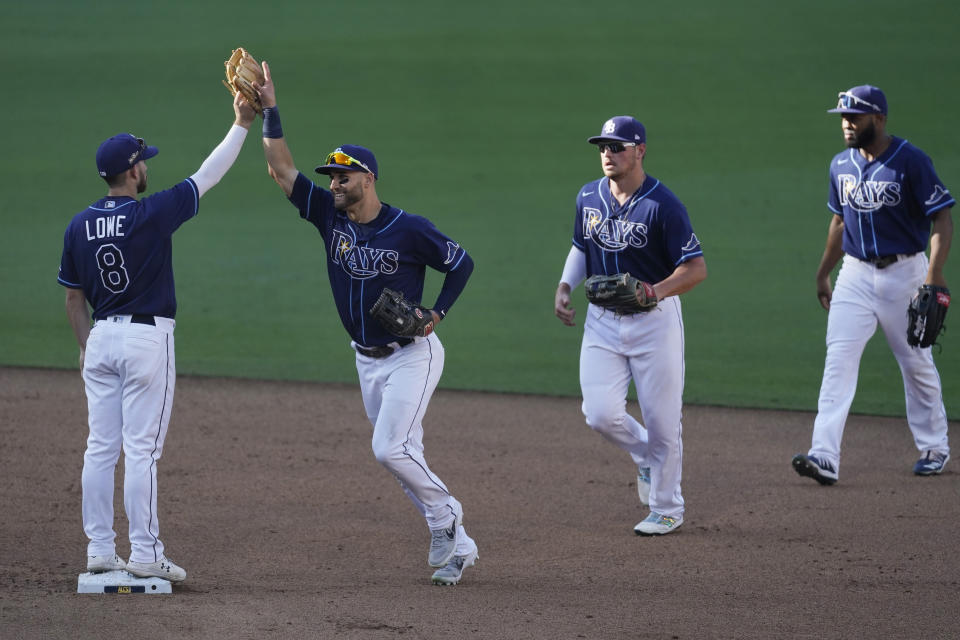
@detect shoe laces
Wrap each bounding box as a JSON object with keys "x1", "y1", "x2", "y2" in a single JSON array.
[{"x1": 920, "y1": 451, "x2": 946, "y2": 467}]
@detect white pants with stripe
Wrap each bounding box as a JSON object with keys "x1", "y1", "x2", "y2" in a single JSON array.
[
  {"x1": 81, "y1": 315, "x2": 176, "y2": 563},
  {"x1": 355, "y1": 333, "x2": 474, "y2": 555},
  {"x1": 579, "y1": 298, "x2": 686, "y2": 519},
  {"x1": 810, "y1": 253, "x2": 949, "y2": 473}
]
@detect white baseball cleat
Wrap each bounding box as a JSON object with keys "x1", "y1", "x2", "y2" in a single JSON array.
[
  {"x1": 428, "y1": 523, "x2": 458, "y2": 568},
  {"x1": 634, "y1": 512, "x2": 683, "y2": 536},
  {"x1": 431, "y1": 546, "x2": 479, "y2": 586},
  {"x1": 126, "y1": 556, "x2": 187, "y2": 582},
  {"x1": 636, "y1": 466, "x2": 651, "y2": 506},
  {"x1": 87, "y1": 553, "x2": 126, "y2": 573},
  {"x1": 428, "y1": 504, "x2": 463, "y2": 567}
]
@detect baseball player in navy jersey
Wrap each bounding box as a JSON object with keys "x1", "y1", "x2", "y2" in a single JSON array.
[
  {"x1": 792, "y1": 85, "x2": 954, "y2": 485},
  {"x1": 554, "y1": 116, "x2": 707, "y2": 535},
  {"x1": 58, "y1": 93, "x2": 256, "y2": 582},
  {"x1": 253, "y1": 62, "x2": 478, "y2": 585}
]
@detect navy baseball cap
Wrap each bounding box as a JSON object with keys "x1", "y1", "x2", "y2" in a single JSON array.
[
  {"x1": 315, "y1": 144, "x2": 378, "y2": 179},
  {"x1": 828, "y1": 85, "x2": 887, "y2": 115},
  {"x1": 587, "y1": 116, "x2": 646, "y2": 145},
  {"x1": 95, "y1": 133, "x2": 158, "y2": 177}
]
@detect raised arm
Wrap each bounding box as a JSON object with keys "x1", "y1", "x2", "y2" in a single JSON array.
[
  {"x1": 255, "y1": 61, "x2": 299, "y2": 197},
  {"x1": 189, "y1": 93, "x2": 256, "y2": 197}
]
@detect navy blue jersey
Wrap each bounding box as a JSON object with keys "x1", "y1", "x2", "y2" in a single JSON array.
[
  {"x1": 57, "y1": 179, "x2": 199, "y2": 320},
  {"x1": 828, "y1": 136, "x2": 955, "y2": 259},
  {"x1": 572, "y1": 175, "x2": 702, "y2": 283},
  {"x1": 289, "y1": 173, "x2": 472, "y2": 347}
]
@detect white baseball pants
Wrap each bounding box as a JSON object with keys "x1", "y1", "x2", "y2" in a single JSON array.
[
  {"x1": 355, "y1": 333, "x2": 472, "y2": 553},
  {"x1": 579, "y1": 297, "x2": 686, "y2": 519},
  {"x1": 810, "y1": 253, "x2": 949, "y2": 473},
  {"x1": 81, "y1": 315, "x2": 176, "y2": 563}
]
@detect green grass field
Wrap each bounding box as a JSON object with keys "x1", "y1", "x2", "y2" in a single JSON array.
[{"x1": 2, "y1": 0, "x2": 957, "y2": 415}]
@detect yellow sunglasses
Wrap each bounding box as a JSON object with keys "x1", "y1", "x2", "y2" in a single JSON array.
[{"x1": 325, "y1": 151, "x2": 372, "y2": 173}]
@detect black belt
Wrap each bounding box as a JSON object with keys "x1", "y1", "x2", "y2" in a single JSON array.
[
  {"x1": 355, "y1": 338, "x2": 413, "y2": 359},
  {"x1": 864, "y1": 253, "x2": 913, "y2": 269},
  {"x1": 131, "y1": 314, "x2": 156, "y2": 325}
]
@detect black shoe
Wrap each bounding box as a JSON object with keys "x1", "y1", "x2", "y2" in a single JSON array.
[{"x1": 792, "y1": 453, "x2": 838, "y2": 485}]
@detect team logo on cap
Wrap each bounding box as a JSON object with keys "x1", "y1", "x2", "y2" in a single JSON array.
[{"x1": 603, "y1": 120, "x2": 617, "y2": 134}]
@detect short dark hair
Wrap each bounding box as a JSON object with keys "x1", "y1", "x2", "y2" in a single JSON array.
[{"x1": 103, "y1": 172, "x2": 127, "y2": 188}]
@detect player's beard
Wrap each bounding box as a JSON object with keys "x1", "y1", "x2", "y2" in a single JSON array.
[
  {"x1": 333, "y1": 182, "x2": 363, "y2": 210},
  {"x1": 136, "y1": 173, "x2": 147, "y2": 194},
  {"x1": 846, "y1": 120, "x2": 877, "y2": 149}
]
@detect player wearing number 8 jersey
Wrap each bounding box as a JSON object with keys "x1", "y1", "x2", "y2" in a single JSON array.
[{"x1": 57, "y1": 94, "x2": 256, "y2": 582}]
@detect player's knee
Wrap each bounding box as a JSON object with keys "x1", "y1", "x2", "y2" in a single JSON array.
[
  {"x1": 582, "y1": 406, "x2": 624, "y2": 434},
  {"x1": 83, "y1": 441, "x2": 122, "y2": 468},
  {"x1": 371, "y1": 439, "x2": 402, "y2": 469}
]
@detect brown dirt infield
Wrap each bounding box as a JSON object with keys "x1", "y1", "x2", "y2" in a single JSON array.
[{"x1": 1, "y1": 366, "x2": 957, "y2": 639}]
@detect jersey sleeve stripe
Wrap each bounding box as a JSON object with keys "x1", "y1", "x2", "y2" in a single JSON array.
[
  {"x1": 447, "y1": 252, "x2": 467, "y2": 271},
  {"x1": 675, "y1": 251, "x2": 704, "y2": 266},
  {"x1": 185, "y1": 177, "x2": 200, "y2": 215},
  {"x1": 927, "y1": 198, "x2": 956, "y2": 215},
  {"x1": 57, "y1": 276, "x2": 83, "y2": 288}
]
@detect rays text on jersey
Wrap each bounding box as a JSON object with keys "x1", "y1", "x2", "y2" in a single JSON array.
[
  {"x1": 330, "y1": 229, "x2": 399, "y2": 279},
  {"x1": 837, "y1": 175, "x2": 901, "y2": 212},
  {"x1": 583, "y1": 207, "x2": 648, "y2": 250}
]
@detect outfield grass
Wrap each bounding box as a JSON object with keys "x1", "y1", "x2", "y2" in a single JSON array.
[{"x1": 2, "y1": 0, "x2": 957, "y2": 415}]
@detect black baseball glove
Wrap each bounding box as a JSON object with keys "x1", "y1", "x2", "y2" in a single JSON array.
[
  {"x1": 906, "y1": 284, "x2": 950, "y2": 348},
  {"x1": 584, "y1": 273, "x2": 658, "y2": 314},
  {"x1": 369, "y1": 288, "x2": 436, "y2": 338}
]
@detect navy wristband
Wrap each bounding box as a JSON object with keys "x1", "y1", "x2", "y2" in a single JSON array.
[{"x1": 262, "y1": 106, "x2": 283, "y2": 139}]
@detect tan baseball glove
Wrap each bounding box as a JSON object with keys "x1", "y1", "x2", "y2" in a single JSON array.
[{"x1": 222, "y1": 47, "x2": 264, "y2": 113}]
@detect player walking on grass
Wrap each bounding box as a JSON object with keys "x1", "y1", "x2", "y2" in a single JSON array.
[
  {"x1": 793, "y1": 85, "x2": 954, "y2": 486},
  {"x1": 554, "y1": 116, "x2": 707, "y2": 536},
  {"x1": 254, "y1": 62, "x2": 478, "y2": 585},
  {"x1": 58, "y1": 94, "x2": 257, "y2": 582}
]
